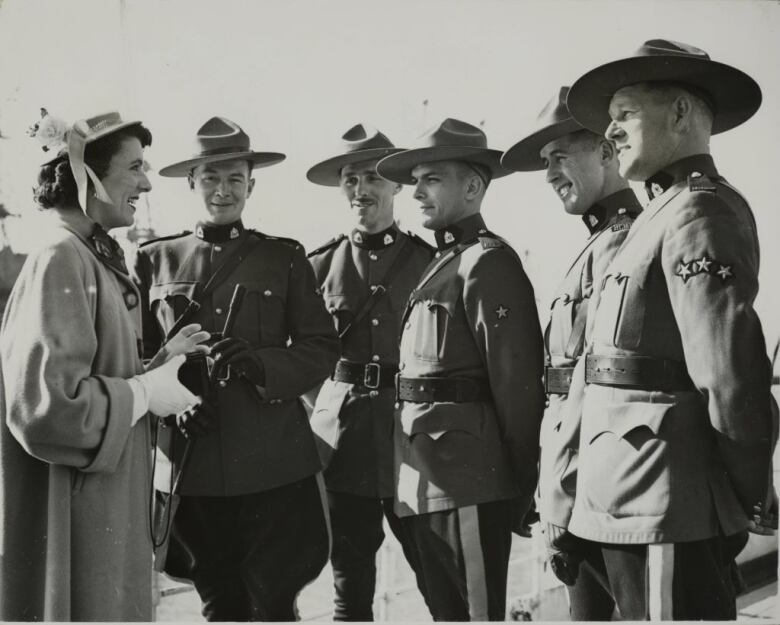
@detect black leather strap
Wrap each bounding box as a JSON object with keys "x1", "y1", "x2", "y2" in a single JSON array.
[
  {"x1": 332, "y1": 360, "x2": 398, "y2": 389},
  {"x1": 585, "y1": 354, "x2": 694, "y2": 391},
  {"x1": 395, "y1": 375, "x2": 492, "y2": 403},
  {"x1": 544, "y1": 366, "x2": 575, "y2": 395}
]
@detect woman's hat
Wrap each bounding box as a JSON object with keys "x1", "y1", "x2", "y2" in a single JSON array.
[
  {"x1": 65, "y1": 111, "x2": 144, "y2": 210},
  {"x1": 306, "y1": 124, "x2": 404, "y2": 186},
  {"x1": 567, "y1": 39, "x2": 762, "y2": 135},
  {"x1": 376, "y1": 118, "x2": 511, "y2": 185},
  {"x1": 501, "y1": 87, "x2": 585, "y2": 172},
  {"x1": 159, "y1": 117, "x2": 285, "y2": 177}
]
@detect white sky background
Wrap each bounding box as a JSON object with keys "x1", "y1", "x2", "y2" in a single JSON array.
[{"x1": 0, "y1": 0, "x2": 779, "y2": 341}]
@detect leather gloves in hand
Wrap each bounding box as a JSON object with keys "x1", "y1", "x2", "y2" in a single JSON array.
[
  {"x1": 545, "y1": 523, "x2": 584, "y2": 586},
  {"x1": 176, "y1": 399, "x2": 218, "y2": 439},
  {"x1": 210, "y1": 337, "x2": 265, "y2": 385}
]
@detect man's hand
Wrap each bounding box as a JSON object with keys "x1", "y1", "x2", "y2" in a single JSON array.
[
  {"x1": 211, "y1": 337, "x2": 265, "y2": 385},
  {"x1": 176, "y1": 399, "x2": 218, "y2": 439},
  {"x1": 512, "y1": 502, "x2": 540, "y2": 538},
  {"x1": 146, "y1": 323, "x2": 210, "y2": 370},
  {"x1": 748, "y1": 495, "x2": 778, "y2": 536}
]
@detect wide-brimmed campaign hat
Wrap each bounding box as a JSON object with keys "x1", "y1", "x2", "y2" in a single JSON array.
[
  {"x1": 306, "y1": 124, "x2": 404, "y2": 186},
  {"x1": 501, "y1": 87, "x2": 585, "y2": 172},
  {"x1": 159, "y1": 117, "x2": 285, "y2": 177},
  {"x1": 376, "y1": 118, "x2": 511, "y2": 184},
  {"x1": 567, "y1": 39, "x2": 762, "y2": 135}
]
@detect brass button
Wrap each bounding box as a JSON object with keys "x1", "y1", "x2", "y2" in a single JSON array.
[
  {"x1": 215, "y1": 307, "x2": 224, "y2": 315},
  {"x1": 371, "y1": 318, "x2": 379, "y2": 326},
  {"x1": 371, "y1": 354, "x2": 380, "y2": 362},
  {"x1": 218, "y1": 380, "x2": 227, "y2": 388},
  {"x1": 264, "y1": 289, "x2": 272, "y2": 296},
  {"x1": 369, "y1": 390, "x2": 379, "y2": 398},
  {"x1": 214, "y1": 245, "x2": 223, "y2": 252},
  {"x1": 369, "y1": 253, "x2": 378, "y2": 261}
]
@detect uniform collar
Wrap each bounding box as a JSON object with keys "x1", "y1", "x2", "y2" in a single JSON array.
[
  {"x1": 644, "y1": 154, "x2": 719, "y2": 200},
  {"x1": 194, "y1": 220, "x2": 245, "y2": 243},
  {"x1": 434, "y1": 213, "x2": 488, "y2": 250},
  {"x1": 349, "y1": 224, "x2": 399, "y2": 250},
  {"x1": 581, "y1": 188, "x2": 643, "y2": 235}
]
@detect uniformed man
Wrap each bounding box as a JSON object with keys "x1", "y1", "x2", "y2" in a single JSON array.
[
  {"x1": 375, "y1": 118, "x2": 546, "y2": 621},
  {"x1": 132, "y1": 117, "x2": 340, "y2": 621},
  {"x1": 562, "y1": 39, "x2": 778, "y2": 620},
  {"x1": 501, "y1": 86, "x2": 642, "y2": 620},
  {"x1": 305, "y1": 124, "x2": 434, "y2": 620}
]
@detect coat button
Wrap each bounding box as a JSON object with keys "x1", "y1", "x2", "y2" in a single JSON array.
[
  {"x1": 214, "y1": 245, "x2": 223, "y2": 252},
  {"x1": 369, "y1": 253, "x2": 378, "y2": 261},
  {"x1": 218, "y1": 380, "x2": 227, "y2": 388},
  {"x1": 399, "y1": 362, "x2": 405, "y2": 370},
  {"x1": 371, "y1": 354, "x2": 380, "y2": 362},
  {"x1": 370, "y1": 285, "x2": 378, "y2": 292},
  {"x1": 405, "y1": 322, "x2": 411, "y2": 330},
  {"x1": 264, "y1": 289, "x2": 272, "y2": 296},
  {"x1": 215, "y1": 307, "x2": 224, "y2": 315},
  {"x1": 371, "y1": 318, "x2": 379, "y2": 326},
  {"x1": 369, "y1": 390, "x2": 379, "y2": 398}
]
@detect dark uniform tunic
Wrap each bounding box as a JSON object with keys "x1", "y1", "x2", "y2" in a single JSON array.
[
  {"x1": 569, "y1": 155, "x2": 777, "y2": 620},
  {"x1": 133, "y1": 220, "x2": 340, "y2": 621},
  {"x1": 395, "y1": 213, "x2": 545, "y2": 620},
  {"x1": 537, "y1": 188, "x2": 642, "y2": 621},
  {"x1": 308, "y1": 224, "x2": 433, "y2": 620}
]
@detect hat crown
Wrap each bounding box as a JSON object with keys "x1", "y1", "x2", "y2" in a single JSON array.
[
  {"x1": 72, "y1": 111, "x2": 129, "y2": 141},
  {"x1": 637, "y1": 39, "x2": 710, "y2": 60},
  {"x1": 536, "y1": 86, "x2": 573, "y2": 126},
  {"x1": 194, "y1": 116, "x2": 251, "y2": 156},
  {"x1": 417, "y1": 118, "x2": 488, "y2": 149},
  {"x1": 340, "y1": 124, "x2": 395, "y2": 153}
]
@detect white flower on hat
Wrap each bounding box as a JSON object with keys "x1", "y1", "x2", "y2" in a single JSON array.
[{"x1": 27, "y1": 108, "x2": 69, "y2": 153}]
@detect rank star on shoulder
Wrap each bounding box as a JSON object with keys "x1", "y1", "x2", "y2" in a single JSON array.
[
  {"x1": 676, "y1": 261, "x2": 693, "y2": 281},
  {"x1": 716, "y1": 264, "x2": 733, "y2": 281},
  {"x1": 495, "y1": 305, "x2": 509, "y2": 319},
  {"x1": 695, "y1": 256, "x2": 713, "y2": 272}
]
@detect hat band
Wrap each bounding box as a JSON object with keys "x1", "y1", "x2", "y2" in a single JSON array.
[{"x1": 196, "y1": 145, "x2": 253, "y2": 158}]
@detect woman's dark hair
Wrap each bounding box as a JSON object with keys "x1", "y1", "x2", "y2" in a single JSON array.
[{"x1": 33, "y1": 123, "x2": 152, "y2": 209}]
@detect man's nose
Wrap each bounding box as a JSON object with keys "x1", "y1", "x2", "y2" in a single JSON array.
[
  {"x1": 605, "y1": 120, "x2": 622, "y2": 141},
  {"x1": 413, "y1": 182, "x2": 425, "y2": 200},
  {"x1": 545, "y1": 163, "x2": 559, "y2": 184},
  {"x1": 216, "y1": 179, "x2": 231, "y2": 195}
]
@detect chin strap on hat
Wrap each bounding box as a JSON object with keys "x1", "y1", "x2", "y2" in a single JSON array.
[{"x1": 68, "y1": 119, "x2": 113, "y2": 210}]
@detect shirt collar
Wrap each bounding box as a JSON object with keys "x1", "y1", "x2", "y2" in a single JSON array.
[
  {"x1": 194, "y1": 220, "x2": 244, "y2": 243},
  {"x1": 644, "y1": 154, "x2": 719, "y2": 200},
  {"x1": 349, "y1": 224, "x2": 399, "y2": 250},
  {"x1": 434, "y1": 213, "x2": 488, "y2": 250},
  {"x1": 581, "y1": 188, "x2": 643, "y2": 235}
]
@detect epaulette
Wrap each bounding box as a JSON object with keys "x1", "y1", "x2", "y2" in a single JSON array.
[
  {"x1": 476, "y1": 230, "x2": 505, "y2": 249},
  {"x1": 307, "y1": 233, "x2": 347, "y2": 258},
  {"x1": 688, "y1": 172, "x2": 717, "y2": 193},
  {"x1": 249, "y1": 229, "x2": 302, "y2": 249},
  {"x1": 138, "y1": 231, "x2": 190, "y2": 248},
  {"x1": 405, "y1": 231, "x2": 435, "y2": 252}
]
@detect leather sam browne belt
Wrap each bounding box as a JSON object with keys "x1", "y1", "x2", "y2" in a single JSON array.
[
  {"x1": 395, "y1": 375, "x2": 492, "y2": 403},
  {"x1": 544, "y1": 366, "x2": 575, "y2": 395},
  {"x1": 585, "y1": 354, "x2": 694, "y2": 391},
  {"x1": 333, "y1": 359, "x2": 398, "y2": 389}
]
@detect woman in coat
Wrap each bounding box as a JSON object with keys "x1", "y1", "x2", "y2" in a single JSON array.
[{"x1": 0, "y1": 111, "x2": 205, "y2": 621}]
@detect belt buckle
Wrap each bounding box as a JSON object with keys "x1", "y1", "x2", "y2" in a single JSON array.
[{"x1": 363, "y1": 362, "x2": 381, "y2": 389}]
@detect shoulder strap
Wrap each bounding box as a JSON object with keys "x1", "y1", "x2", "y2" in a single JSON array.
[
  {"x1": 338, "y1": 236, "x2": 412, "y2": 342},
  {"x1": 165, "y1": 234, "x2": 261, "y2": 341}
]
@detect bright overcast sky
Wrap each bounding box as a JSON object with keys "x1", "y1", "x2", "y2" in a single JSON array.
[{"x1": 1, "y1": 0, "x2": 779, "y2": 341}]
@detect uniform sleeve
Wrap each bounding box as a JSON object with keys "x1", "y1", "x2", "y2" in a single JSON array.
[
  {"x1": 662, "y1": 193, "x2": 775, "y2": 515},
  {"x1": 0, "y1": 241, "x2": 134, "y2": 472},
  {"x1": 463, "y1": 247, "x2": 545, "y2": 494},
  {"x1": 256, "y1": 244, "x2": 340, "y2": 399},
  {"x1": 130, "y1": 247, "x2": 164, "y2": 360}
]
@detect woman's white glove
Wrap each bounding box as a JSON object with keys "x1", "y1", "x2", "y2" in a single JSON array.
[
  {"x1": 146, "y1": 323, "x2": 210, "y2": 370},
  {"x1": 129, "y1": 354, "x2": 200, "y2": 423}
]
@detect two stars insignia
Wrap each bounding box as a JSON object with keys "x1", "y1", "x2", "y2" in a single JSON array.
[{"x1": 676, "y1": 255, "x2": 733, "y2": 284}]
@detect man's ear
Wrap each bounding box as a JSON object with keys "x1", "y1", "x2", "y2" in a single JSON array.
[
  {"x1": 464, "y1": 173, "x2": 484, "y2": 200},
  {"x1": 393, "y1": 183, "x2": 402, "y2": 195},
  {"x1": 599, "y1": 138, "x2": 616, "y2": 164},
  {"x1": 187, "y1": 173, "x2": 195, "y2": 191},
  {"x1": 247, "y1": 177, "x2": 256, "y2": 197},
  {"x1": 672, "y1": 94, "x2": 693, "y2": 130}
]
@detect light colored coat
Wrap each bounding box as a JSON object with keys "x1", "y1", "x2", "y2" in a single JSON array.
[{"x1": 0, "y1": 209, "x2": 153, "y2": 621}]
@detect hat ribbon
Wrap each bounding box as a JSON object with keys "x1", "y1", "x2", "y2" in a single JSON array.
[{"x1": 67, "y1": 122, "x2": 113, "y2": 211}]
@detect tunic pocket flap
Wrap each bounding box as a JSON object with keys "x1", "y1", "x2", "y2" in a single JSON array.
[
  {"x1": 588, "y1": 401, "x2": 673, "y2": 442},
  {"x1": 408, "y1": 410, "x2": 481, "y2": 439},
  {"x1": 413, "y1": 282, "x2": 459, "y2": 317},
  {"x1": 149, "y1": 281, "x2": 198, "y2": 304}
]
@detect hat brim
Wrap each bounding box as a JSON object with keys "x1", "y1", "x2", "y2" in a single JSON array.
[
  {"x1": 376, "y1": 147, "x2": 511, "y2": 184},
  {"x1": 158, "y1": 151, "x2": 286, "y2": 177},
  {"x1": 567, "y1": 56, "x2": 762, "y2": 135},
  {"x1": 306, "y1": 147, "x2": 406, "y2": 186},
  {"x1": 501, "y1": 118, "x2": 584, "y2": 172},
  {"x1": 41, "y1": 119, "x2": 144, "y2": 167}
]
